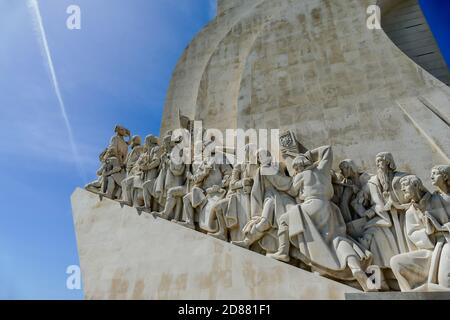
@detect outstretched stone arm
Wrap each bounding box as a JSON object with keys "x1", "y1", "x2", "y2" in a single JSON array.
[{"x1": 308, "y1": 145, "x2": 333, "y2": 172}]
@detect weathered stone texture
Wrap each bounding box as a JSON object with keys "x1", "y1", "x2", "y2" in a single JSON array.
[
  {"x1": 72, "y1": 188, "x2": 359, "y2": 300},
  {"x1": 160, "y1": 0, "x2": 450, "y2": 189}
]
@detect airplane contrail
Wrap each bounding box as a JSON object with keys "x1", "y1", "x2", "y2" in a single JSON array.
[{"x1": 27, "y1": 0, "x2": 87, "y2": 181}]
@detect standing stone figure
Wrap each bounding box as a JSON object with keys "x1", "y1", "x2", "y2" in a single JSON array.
[
  {"x1": 208, "y1": 144, "x2": 257, "y2": 242},
  {"x1": 140, "y1": 137, "x2": 163, "y2": 211},
  {"x1": 151, "y1": 138, "x2": 187, "y2": 220},
  {"x1": 100, "y1": 147, "x2": 126, "y2": 200},
  {"x1": 118, "y1": 136, "x2": 143, "y2": 206},
  {"x1": 109, "y1": 125, "x2": 131, "y2": 166},
  {"x1": 390, "y1": 175, "x2": 450, "y2": 292},
  {"x1": 151, "y1": 133, "x2": 177, "y2": 209},
  {"x1": 232, "y1": 149, "x2": 296, "y2": 253},
  {"x1": 124, "y1": 136, "x2": 143, "y2": 175},
  {"x1": 120, "y1": 135, "x2": 159, "y2": 207},
  {"x1": 267, "y1": 146, "x2": 373, "y2": 292}
]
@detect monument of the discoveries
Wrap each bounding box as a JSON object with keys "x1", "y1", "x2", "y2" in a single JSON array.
[{"x1": 72, "y1": 0, "x2": 450, "y2": 299}]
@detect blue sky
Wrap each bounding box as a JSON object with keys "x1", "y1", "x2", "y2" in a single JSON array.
[
  {"x1": 0, "y1": 0, "x2": 448, "y2": 300},
  {"x1": 0, "y1": 0, "x2": 214, "y2": 299},
  {"x1": 419, "y1": 0, "x2": 450, "y2": 68}
]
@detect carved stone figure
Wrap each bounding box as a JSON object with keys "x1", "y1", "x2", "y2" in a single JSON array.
[
  {"x1": 117, "y1": 136, "x2": 143, "y2": 206},
  {"x1": 333, "y1": 160, "x2": 372, "y2": 239},
  {"x1": 178, "y1": 150, "x2": 232, "y2": 231},
  {"x1": 109, "y1": 125, "x2": 131, "y2": 166},
  {"x1": 84, "y1": 120, "x2": 450, "y2": 293},
  {"x1": 429, "y1": 165, "x2": 450, "y2": 225},
  {"x1": 124, "y1": 136, "x2": 143, "y2": 175},
  {"x1": 151, "y1": 138, "x2": 187, "y2": 220},
  {"x1": 232, "y1": 149, "x2": 296, "y2": 253},
  {"x1": 120, "y1": 135, "x2": 159, "y2": 207},
  {"x1": 266, "y1": 146, "x2": 374, "y2": 292},
  {"x1": 150, "y1": 133, "x2": 176, "y2": 210},
  {"x1": 208, "y1": 144, "x2": 257, "y2": 242},
  {"x1": 359, "y1": 152, "x2": 409, "y2": 269},
  {"x1": 85, "y1": 148, "x2": 109, "y2": 194},
  {"x1": 140, "y1": 136, "x2": 164, "y2": 211},
  {"x1": 334, "y1": 160, "x2": 367, "y2": 221},
  {"x1": 390, "y1": 175, "x2": 450, "y2": 292},
  {"x1": 100, "y1": 147, "x2": 126, "y2": 200}
]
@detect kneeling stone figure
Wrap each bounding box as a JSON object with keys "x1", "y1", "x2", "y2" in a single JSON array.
[{"x1": 267, "y1": 146, "x2": 375, "y2": 292}]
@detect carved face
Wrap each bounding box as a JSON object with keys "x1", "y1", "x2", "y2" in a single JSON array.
[
  {"x1": 401, "y1": 179, "x2": 415, "y2": 202},
  {"x1": 431, "y1": 169, "x2": 441, "y2": 187},
  {"x1": 400, "y1": 176, "x2": 424, "y2": 203},
  {"x1": 116, "y1": 127, "x2": 127, "y2": 137},
  {"x1": 132, "y1": 136, "x2": 141, "y2": 146},
  {"x1": 340, "y1": 162, "x2": 352, "y2": 178},
  {"x1": 376, "y1": 156, "x2": 389, "y2": 171}
]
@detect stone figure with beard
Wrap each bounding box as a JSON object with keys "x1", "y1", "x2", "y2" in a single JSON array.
[{"x1": 390, "y1": 175, "x2": 450, "y2": 292}]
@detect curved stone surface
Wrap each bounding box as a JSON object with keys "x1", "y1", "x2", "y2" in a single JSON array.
[
  {"x1": 160, "y1": 0, "x2": 450, "y2": 189},
  {"x1": 382, "y1": 0, "x2": 450, "y2": 85},
  {"x1": 71, "y1": 188, "x2": 360, "y2": 299}
]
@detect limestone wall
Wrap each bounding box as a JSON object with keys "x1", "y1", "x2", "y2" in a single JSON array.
[
  {"x1": 160, "y1": 0, "x2": 450, "y2": 189},
  {"x1": 71, "y1": 188, "x2": 359, "y2": 300}
]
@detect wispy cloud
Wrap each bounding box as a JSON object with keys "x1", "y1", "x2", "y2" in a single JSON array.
[{"x1": 27, "y1": 0, "x2": 86, "y2": 181}]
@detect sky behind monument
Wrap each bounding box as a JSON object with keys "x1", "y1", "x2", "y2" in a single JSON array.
[
  {"x1": 0, "y1": 0, "x2": 214, "y2": 299},
  {"x1": 0, "y1": 0, "x2": 448, "y2": 300}
]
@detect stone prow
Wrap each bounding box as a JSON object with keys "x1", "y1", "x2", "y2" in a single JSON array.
[{"x1": 71, "y1": 188, "x2": 360, "y2": 299}]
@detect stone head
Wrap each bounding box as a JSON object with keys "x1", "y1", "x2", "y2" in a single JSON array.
[
  {"x1": 431, "y1": 165, "x2": 450, "y2": 192},
  {"x1": 400, "y1": 175, "x2": 426, "y2": 203},
  {"x1": 131, "y1": 135, "x2": 141, "y2": 147},
  {"x1": 376, "y1": 152, "x2": 396, "y2": 172},
  {"x1": 144, "y1": 135, "x2": 159, "y2": 148},
  {"x1": 257, "y1": 149, "x2": 272, "y2": 166},
  {"x1": 339, "y1": 159, "x2": 358, "y2": 179},
  {"x1": 115, "y1": 125, "x2": 130, "y2": 137}
]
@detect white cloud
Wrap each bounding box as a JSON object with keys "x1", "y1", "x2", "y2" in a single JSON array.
[{"x1": 27, "y1": 0, "x2": 86, "y2": 180}]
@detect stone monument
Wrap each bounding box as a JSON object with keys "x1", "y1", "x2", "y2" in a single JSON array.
[{"x1": 72, "y1": 0, "x2": 450, "y2": 300}]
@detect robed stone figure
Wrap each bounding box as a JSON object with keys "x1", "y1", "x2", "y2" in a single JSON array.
[{"x1": 267, "y1": 146, "x2": 374, "y2": 292}]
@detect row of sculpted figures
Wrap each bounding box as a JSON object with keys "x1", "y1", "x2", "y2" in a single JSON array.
[{"x1": 85, "y1": 124, "x2": 450, "y2": 293}]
